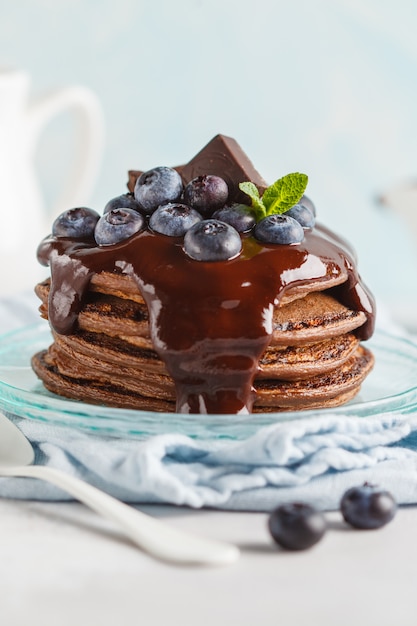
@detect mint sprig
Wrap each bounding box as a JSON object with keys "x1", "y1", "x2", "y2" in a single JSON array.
[
  {"x1": 239, "y1": 172, "x2": 308, "y2": 221},
  {"x1": 238, "y1": 182, "x2": 266, "y2": 220}
]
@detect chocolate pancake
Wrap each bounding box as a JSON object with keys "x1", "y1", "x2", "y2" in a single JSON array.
[
  {"x1": 31, "y1": 339, "x2": 373, "y2": 412},
  {"x1": 32, "y1": 135, "x2": 375, "y2": 414},
  {"x1": 35, "y1": 280, "x2": 366, "y2": 351},
  {"x1": 32, "y1": 277, "x2": 374, "y2": 412}
]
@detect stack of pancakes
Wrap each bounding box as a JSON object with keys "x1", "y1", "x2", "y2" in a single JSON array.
[{"x1": 32, "y1": 269, "x2": 374, "y2": 412}]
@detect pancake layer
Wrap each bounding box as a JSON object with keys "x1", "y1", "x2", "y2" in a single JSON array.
[{"x1": 32, "y1": 277, "x2": 374, "y2": 412}]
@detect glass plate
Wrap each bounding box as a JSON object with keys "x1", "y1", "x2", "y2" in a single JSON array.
[{"x1": 0, "y1": 324, "x2": 416, "y2": 440}]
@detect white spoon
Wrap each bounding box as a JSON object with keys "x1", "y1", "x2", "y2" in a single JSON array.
[{"x1": 0, "y1": 412, "x2": 239, "y2": 566}]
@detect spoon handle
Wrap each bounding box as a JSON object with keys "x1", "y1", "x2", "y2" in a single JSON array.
[{"x1": 0, "y1": 464, "x2": 239, "y2": 566}]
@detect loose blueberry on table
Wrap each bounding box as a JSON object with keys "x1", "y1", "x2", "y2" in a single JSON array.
[
  {"x1": 268, "y1": 502, "x2": 327, "y2": 551},
  {"x1": 340, "y1": 483, "x2": 397, "y2": 530}
]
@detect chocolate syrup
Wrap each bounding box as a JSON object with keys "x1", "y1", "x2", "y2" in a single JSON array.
[{"x1": 37, "y1": 224, "x2": 375, "y2": 415}]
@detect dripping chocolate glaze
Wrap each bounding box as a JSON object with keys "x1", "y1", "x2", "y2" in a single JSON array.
[{"x1": 37, "y1": 135, "x2": 375, "y2": 414}]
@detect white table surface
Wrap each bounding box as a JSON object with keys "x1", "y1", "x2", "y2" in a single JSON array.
[{"x1": 1, "y1": 498, "x2": 417, "y2": 626}]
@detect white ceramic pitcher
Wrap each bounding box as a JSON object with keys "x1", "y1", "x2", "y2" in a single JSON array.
[{"x1": 0, "y1": 68, "x2": 104, "y2": 294}]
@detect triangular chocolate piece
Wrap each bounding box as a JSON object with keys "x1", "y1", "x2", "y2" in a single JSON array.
[
  {"x1": 178, "y1": 134, "x2": 268, "y2": 202},
  {"x1": 127, "y1": 134, "x2": 268, "y2": 203}
]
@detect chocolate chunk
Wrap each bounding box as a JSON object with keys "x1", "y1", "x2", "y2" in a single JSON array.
[
  {"x1": 127, "y1": 169, "x2": 142, "y2": 193},
  {"x1": 179, "y1": 134, "x2": 268, "y2": 202},
  {"x1": 127, "y1": 134, "x2": 268, "y2": 203}
]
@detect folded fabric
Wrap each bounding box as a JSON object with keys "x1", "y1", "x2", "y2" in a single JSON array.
[{"x1": 1, "y1": 412, "x2": 417, "y2": 511}]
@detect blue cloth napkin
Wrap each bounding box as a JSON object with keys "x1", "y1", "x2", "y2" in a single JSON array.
[
  {"x1": 1, "y1": 412, "x2": 417, "y2": 512},
  {"x1": 1, "y1": 293, "x2": 417, "y2": 511}
]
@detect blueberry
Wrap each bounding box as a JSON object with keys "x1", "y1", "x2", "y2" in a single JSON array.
[
  {"x1": 52, "y1": 207, "x2": 100, "y2": 239},
  {"x1": 299, "y1": 194, "x2": 316, "y2": 216},
  {"x1": 340, "y1": 483, "x2": 397, "y2": 530},
  {"x1": 286, "y1": 203, "x2": 315, "y2": 229},
  {"x1": 134, "y1": 166, "x2": 183, "y2": 214},
  {"x1": 183, "y1": 219, "x2": 242, "y2": 262},
  {"x1": 254, "y1": 214, "x2": 305, "y2": 245},
  {"x1": 149, "y1": 203, "x2": 202, "y2": 237},
  {"x1": 94, "y1": 208, "x2": 145, "y2": 246},
  {"x1": 104, "y1": 193, "x2": 143, "y2": 214},
  {"x1": 212, "y1": 203, "x2": 256, "y2": 233},
  {"x1": 268, "y1": 502, "x2": 327, "y2": 551},
  {"x1": 183, "y1": 175, "x2": 229, "y2": 216}
]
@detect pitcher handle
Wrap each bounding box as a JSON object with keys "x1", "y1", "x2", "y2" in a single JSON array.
[{"x1": 28, "y1": 85, "x2": 105, "y2": 217}]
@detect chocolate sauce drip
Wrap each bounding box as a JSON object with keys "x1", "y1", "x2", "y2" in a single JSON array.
[{"x1": 37, "y1": 225, "x2": 375, "y2": 415}]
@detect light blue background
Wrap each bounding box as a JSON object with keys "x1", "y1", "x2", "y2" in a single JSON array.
[{"x1": 1, "y1": 0, "x2": 417, "y2": 320}]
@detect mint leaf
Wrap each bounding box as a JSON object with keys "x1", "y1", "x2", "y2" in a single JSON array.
[
  {"x1": 262, "y1": 172, "x2": 308, "y2": 216},
  {"x1": 238, "y1": 182, "x2": 266, "y2": 219}
]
